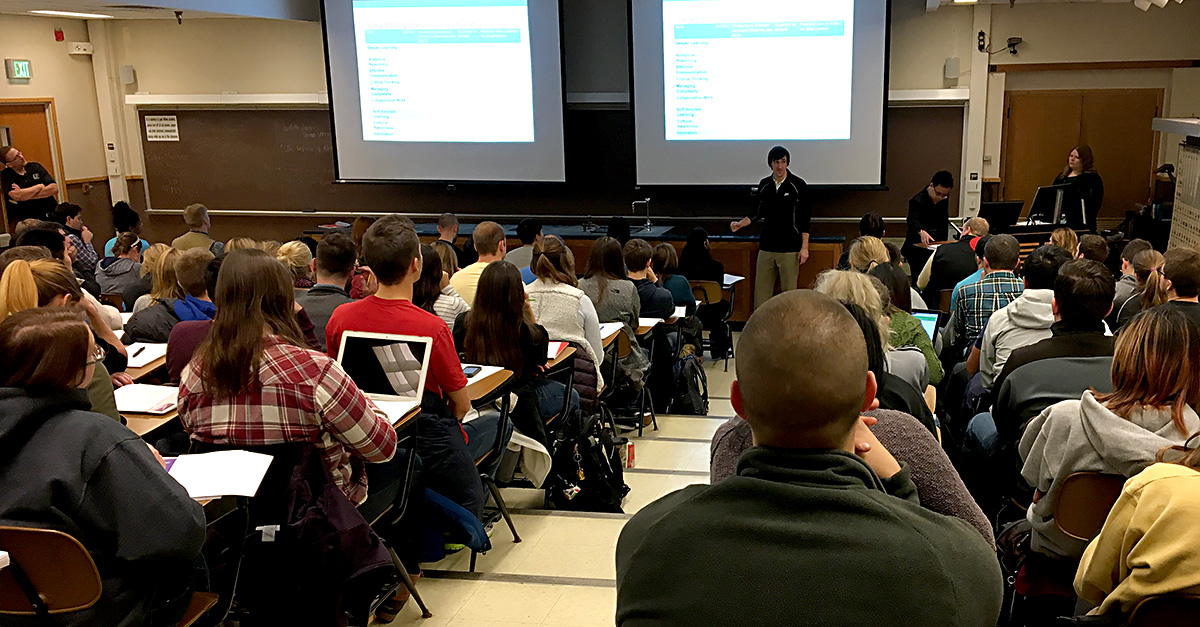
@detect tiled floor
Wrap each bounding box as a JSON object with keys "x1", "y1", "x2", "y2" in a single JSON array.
[{"x1": 382, "y1": 339, "x2": 737, "y2": 627}]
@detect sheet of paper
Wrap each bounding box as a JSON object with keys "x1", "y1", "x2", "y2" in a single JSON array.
[
  {"x1": 637, "y1": 318, "x2": 661, "y2": 330},
  {"x1": 723, "y1": 273, "x2": 745, "y2": 286},
  {"x1": 599, "y1": 322, "x2": 623, "y2": 340},
  {"x1": 120, "y1": 312, "x2": 134, "y2": 326},
  {"x1": 547, "y1": 341, "x2": 568, "y2": 359},
  {"x1": 113, "y1": 384, "x2": 177, "y2": 415},
  {"x1": 463, "y1": 364, "x2": 504, "y2": 381},
  {"x1": 673, "y1": 305, "x2": 686, "y2": 319},
  {"x1": 372, "y1": 399, "x2": 420, "y2": 426},
  {"x1": 126, "y1": 343, "x2": 168, "y2": 369},
  {"x1": 167, "y1": 450, "x2": 273, "y2": 500}
]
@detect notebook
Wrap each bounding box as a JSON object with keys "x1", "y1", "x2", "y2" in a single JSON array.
[
  {"x1": 126, "y1": 343, "x2": 168, "y2": 369},
  {"x1": 548, "y1": 341, "x2": 568, "y2": 360},
  {"x1": 114, "y1": 384, "x2": 177, "y2": 415},
  {"x1": 166, "y1": 450, "x2": 273, "y2": 499},
  {"x1": 599, "y1": 322, "x2": 623, "y2": 341},
  {"x1": 336, "y1": 332, "x2": 432, "y2": 425},
  {"x1": 673, "y1": 305, "x2": 686, "y2": 319}
]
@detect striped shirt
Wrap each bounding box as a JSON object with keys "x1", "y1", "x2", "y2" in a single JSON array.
[
  {"x1": 178, "y1": 335, "x2": 397, "y2": 505},
  {"x1": 952, "y1": 270, "x2": 1023, "y2": 346},
  {"x1": 433, "y1": 285, "x2": 471, "y2": 329}
]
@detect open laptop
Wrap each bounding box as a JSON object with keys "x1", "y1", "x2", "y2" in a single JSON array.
[
  {"x1": 335, "y1": 331, "x2": 432, "y2": 425},
  {"x1": 911, "y1": 308, "x2": 943, "y2": 343}
]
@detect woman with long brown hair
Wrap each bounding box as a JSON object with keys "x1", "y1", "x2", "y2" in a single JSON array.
[
  {"x1": 579, "y1": 236, "x2": 649, "y2": 383},
  {"x1": 1052, "y1": 144, "x2": 1104, "y2": 232},
  {"x1": 453, "y1": 261, "x2": 577, "y2": 446},
  {"x1": 413, "y1": 242, "x2": 469, "y2": 328},
  {"x1": 1020, "y1": 305, "x2": 1200, "y2": 560},
  {"x1": 0, "y1": 307, "x2": 205, "y2": 627}
]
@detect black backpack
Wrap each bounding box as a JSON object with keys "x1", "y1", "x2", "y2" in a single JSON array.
[
  {"x1": 670, "y1": 354, "x2": 709, "y2": 415},
  {"x1": 547, "y1": 411, "x2": 629, "y2": 513}
]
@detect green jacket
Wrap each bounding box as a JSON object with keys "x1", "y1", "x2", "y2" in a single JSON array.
[
  {"x1": 616, "y1": 447, "x2": 1002, "y2": 627},
  {"x1": 890, "y1": 309, "x2": 945, "y2": 385}
]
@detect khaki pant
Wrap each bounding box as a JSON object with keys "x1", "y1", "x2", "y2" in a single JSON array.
[{"x1": 754, "y1": 250, "x2": 800, "y2": 310}]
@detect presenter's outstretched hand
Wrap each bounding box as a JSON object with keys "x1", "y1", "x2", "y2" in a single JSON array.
[{"x1": 730, "y1": 220, "x2": 741, "y2": 232}]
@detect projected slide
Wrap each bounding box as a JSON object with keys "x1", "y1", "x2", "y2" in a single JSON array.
[
  {"x1": 352, "y1": 0, "x2": 535, "y2": 143},
  {"x1": 664, "y1": 0, "x2": 854, "y2": 141}
]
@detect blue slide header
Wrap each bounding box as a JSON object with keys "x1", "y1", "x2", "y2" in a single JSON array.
[
  {"x1": 355, "y1": 0, "x2": 526, "y2": 7},
  {"x1": 365, "y1": 28, "x2": 523, "y2": 44},
  {"x1": 674, "y1": 21, "x2": 845, "y2": 39}
]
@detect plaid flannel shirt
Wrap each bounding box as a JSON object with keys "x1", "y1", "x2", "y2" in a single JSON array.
[
  {"x1": 69, "y1": 233, "x2": 98, "y2": 275},
  {"x1": 952, "y1": 270, "x2": 1023, "y2": 346},
  {"x1": 178, "y1": 335, "x2": 397, "y2": 506}
]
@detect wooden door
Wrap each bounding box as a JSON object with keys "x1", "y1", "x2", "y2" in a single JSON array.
[
  {"x1": 1001, "y1": 92, "x2": 1082, "y2": 212},
  {"x1": 0, "y1": 102, "x2": 58, "y2": 231},
  {"x1": 1079, "y1": 90, "x2": 1162, "y2": 222}
]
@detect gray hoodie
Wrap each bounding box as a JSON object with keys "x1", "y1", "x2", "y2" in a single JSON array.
[
  {"x1": 1019, "y1": 391, "x2": 1199, "y2": 559},
  {"x1": 95, "y1": 256, "x2": 143, "y2": 295},
  {"x1": 1113, "y1": 273, "x2": 1138, "y2": 311},
  {"x1": 980, "y1": 289, "x2": 1055, "y2": 390}
]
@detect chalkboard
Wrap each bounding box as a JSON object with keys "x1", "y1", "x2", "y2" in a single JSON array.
[{"x1": 139, "y1": 105, "x2": 962, "y2": 220}]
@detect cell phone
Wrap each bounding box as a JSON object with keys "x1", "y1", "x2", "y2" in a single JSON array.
[{"x1": 463, "y1": 366, "x2": 482, "y2": 377}]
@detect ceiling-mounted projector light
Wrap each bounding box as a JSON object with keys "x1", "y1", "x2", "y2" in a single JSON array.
[{"x1": 1133, "y1": 0, "x2": 1152, "y2": 10}]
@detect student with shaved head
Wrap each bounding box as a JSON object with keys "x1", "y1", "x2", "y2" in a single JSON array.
[{"x1": 616, "y1": 290, "x2": 1003, "y2": 627}]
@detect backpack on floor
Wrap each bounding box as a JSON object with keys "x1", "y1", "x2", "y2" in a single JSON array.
[
  {"x1": 547, "y1": 411, "x2": 629, "y2": 513},
  {"x1": 670, "y1": 354, "x2": 709, "y2": 415}
]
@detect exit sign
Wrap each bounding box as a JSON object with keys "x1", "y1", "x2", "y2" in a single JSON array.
[{"x1": 5, "y1": 59, "x2": 31, "y2": 80}]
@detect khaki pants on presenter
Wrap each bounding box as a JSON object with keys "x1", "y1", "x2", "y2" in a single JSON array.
[{"x1": 754, "y1": 250, "x2": 800, "y2": 310}]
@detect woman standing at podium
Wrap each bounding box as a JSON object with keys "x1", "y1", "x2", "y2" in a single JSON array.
[{"x1": 1052, "y1": 145, "x2": 1104, "y2": 233}]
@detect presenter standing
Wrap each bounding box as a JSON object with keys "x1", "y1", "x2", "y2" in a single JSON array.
[
  {"x1": 1052, "y1": 145, "x2": 1103, "y2": 233},
  {"x1": 731, "y1": 146, "x2": 810, "y2": 310},
  {"x1": 902, "y1": 170, "x2": 954, "y2": 284},
  {"x1": 1, "y1": 145, "x2": 58, "y2": 231}
]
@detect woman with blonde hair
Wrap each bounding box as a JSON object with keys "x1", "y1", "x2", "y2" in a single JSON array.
[
  {"x1": 1021, "y1": 305, "x2": 1200, "y2": 560},
  {"x1": 277, "y1": 240, "x2": 315, "y2": 289},
  {"x1": 132, "y1": 247, "x2": 182, "y2": 313},
  {"x1": 258, "y1": 240, "x2": 281, "y2": 256},
  {"x1": 432, "y1": 238, "x2": 461, "y2": 276},
  {"x1": 847, "y1": 236, "x2": 890, "y2": 274},
  {"x1": 225, "y1": 236, "x2": 256, "y2": 252},
  {"x1": 1050, "y1": 227, "x2": 1079, "y2": 256},
  {"x1": 1114, "y1": 248, "x2": 1166, "y2": 328},
  {"x1": 122, "y1": 242, "x2": 168, "y2": 310}
]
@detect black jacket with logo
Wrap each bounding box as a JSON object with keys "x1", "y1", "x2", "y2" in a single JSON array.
[{"x1": 747, "y1": 171, "x2": 810, "y2": 253}]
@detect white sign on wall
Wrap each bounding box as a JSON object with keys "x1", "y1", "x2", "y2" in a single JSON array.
[{"x1": 145, "y1": 115, "x2": 179, "y2": 141}]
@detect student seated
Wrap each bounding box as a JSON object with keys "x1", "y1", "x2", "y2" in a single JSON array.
[
  {"x1": 0, "y1": 307, "x2": 205, "y2": 627},
  {"x1": 453, "y1": 261, "x2": 576, "y2": 448},
  {"x1": 846, "y1": 235, "x2": 889, "y2": 275},
  {"x1": 837, "y1": 213, "x2": 885, "y2": 270},
  {"x1": 1113, "y1": 248, "x2": 1165, "y2": 329},
  {"x1": 616, "y1": 290, "x2": 1003, "y2": 627},
  {"x1": 1111, "y1": 238, "x2": 1152, "y2": 317},
  {"x1": 950, "y1": 233, "x2": 1024, "y2": 348},
  {"x1": 295, "y1": 231, "x2": 356, "y2": 352},
  {"x1": 1077, "y1": 233, "x2": 1108, "y2": 264},
  {"x1": 651, "y1": 243, "x2": 695, "y2": 317},
  {"x1": 124, "y1": 247, "x2": 214, "y2": 344},
  {"x1": 622, "y1": 238, "x2": 674, "y2": 319},
  {"x1": 870, "y1": 263, "x2": 944, "y2": 386},
  {"x1": 949, "y1": 234, "x2": 990, "y2": 314},
  {"x1": 0, "y1": 255, "x2": 126, "y2": 420},
  {"x1": 1020, "y1": 305, "x2": 1200, "y2": 559},
  {"x1": 918, "y1": 217, "x2": 989, "y2": 305},
  {"x1": 579, "y1": 236, "x2": 649, "y2": 383},
  {"x1": 1159, "y1": 246, "x2": 1200, "y2": 328},
  {"x1": 277, "y1": 240, "x2": 315, "y2": 290},
  {"x1": 432, "y1": 239, "x2": 461, "y2": 277},
  {"x1": 96, "y1": 231, "x2": 144, "y2": 296},
  {"x1": 505, "y1": 217, "x2": 541, "y2": 270},
  {"x1": 678, "y1": 227, "x2": 731, "y2": 359},
  {"x1": 170, "y1": 203, "x2": 224, "y2": 255},
  {"x1": 14, "y1": 223, "x2": 121, "y2": 329},
  {"x1": 52, "y1": 201, "x2": 98, "y2": 276},
  {"x1": 131, "y1": 246, "x2": 182, "y2": 314},
  {"x1": 325, "y1": 215, "x2": 487, "y2": 519},
  {"x1": 122, "y1": 242, "x2": 167, "y2": 311},
  {"x1": 224, "y1": 237, "x2": 255, "y2": 252},
  {"x1": 413, "y1": 242, "x2": 469, "y2": 329},
  {"x1": 104, "y1": 200, "x2": 149, "y2": 257},
  {"x1": 436, "y1": 212, "x2": 474, "y2": 269},
  {"x1": 1050, "y1": 227, "x2": 1079, "y2": 256},
  {"x1": 450, "y1": 220, "x2": 506, "y2": 308},
  {"x1": 1075, "y1": 446, "x2": 1200, "y2": 617}
]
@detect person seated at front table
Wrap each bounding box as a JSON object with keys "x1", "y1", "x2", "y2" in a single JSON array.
[
  {"x1": 124, "y1": 247, "x2": 214, "y2": 344},
  {"x1": 651, "y1": 243, "x2": 696, "y2": 317},
  {"x1": 325, "y1": 215, "x2": 488, "y2": 521},
  {"x1": 450, "y1": 220, "x2": 506, "y2": 308},
  {"x1": 1020, "y1": 305, "x2": 1200, "y2": 560},
  {"x1": 0, "y1": 307, "x2": 205, "y2": 627},
  {"x1": 615, "y1": 290, "x2": 1003, "y2": 627},
  {"x1": 96, "y1": 231, "x2": 144, "y2": 296},
  {"x1": 622, "y1": 238, "x2": 674, "y2": 319},
  {"x1": 453, "y1": 261, "x2": 577, "y2": 449},
  {"x1": 917, "y1": 217, "x2": 989, "y2": 305}
]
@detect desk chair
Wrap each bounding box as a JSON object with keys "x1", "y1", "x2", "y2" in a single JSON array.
[
  {"x1": 595, "y1": 328, "x2": 632, "y2": 439},
  {"x1": 0, "y1": 526, "x2": 217, "y2": 627},
  {"x1": 1054, "y1": 472, "x2": 1126, "y2": 541},
  {"x1": 100, "y1": 292, "x2": 125, "y2": 311},
  {"x1": 469, "y1": 378, "x2": 521, "y2": 572},
  {"x1": 542, "y1": 348, "x2": 577, "y2": 434},
  {"x1": 938, "y1": 289, "x2": 953, "y2": 314},
  {"x1": 690, "y1": 280, "x2": 734, "y2": 371}
]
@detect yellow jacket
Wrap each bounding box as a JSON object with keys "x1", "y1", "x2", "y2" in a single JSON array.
[{"x1": 1075, "y1": 462, "x2": 1200, "y2": 615}]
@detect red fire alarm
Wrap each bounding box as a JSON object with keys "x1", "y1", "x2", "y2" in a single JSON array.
[{"x1": 54, "y1": 29, "x2": 65, "y2": 42}]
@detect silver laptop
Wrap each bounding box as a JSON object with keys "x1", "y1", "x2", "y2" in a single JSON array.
[{"x1": 335, "y1": 331, "x2": 432, "y2": 425}]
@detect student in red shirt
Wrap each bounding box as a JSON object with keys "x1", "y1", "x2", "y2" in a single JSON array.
[{"x1": 326, "y1": 215, "x2": 486, "y2": 520}]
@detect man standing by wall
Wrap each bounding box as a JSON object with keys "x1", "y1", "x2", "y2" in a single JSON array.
[
  {"x1": 1, "y1": 145, "x2": 58, "y2": 231},
  {"x1": 730, "y1": 146, "x2": 811, "y2": 310}
]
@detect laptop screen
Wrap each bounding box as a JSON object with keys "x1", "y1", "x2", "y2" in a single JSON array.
[
  {"x1": 336, "y1": 332, "x2": 431, "y2": 400},
  {"x1": 912, "y1": 311, "x2": 940, "y2": 342}
]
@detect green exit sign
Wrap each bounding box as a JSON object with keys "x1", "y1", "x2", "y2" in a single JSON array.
[{"x1": 5, "y1": 59, "x2": 31, "y2": 80}]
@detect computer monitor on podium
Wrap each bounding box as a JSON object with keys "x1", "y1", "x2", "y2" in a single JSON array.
[{"x1": 1028, "y1": 184, "x2": 1086, "y2": 229}]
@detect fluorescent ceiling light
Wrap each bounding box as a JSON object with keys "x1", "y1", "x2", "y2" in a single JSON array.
[
  {"x1": 29, "y1": 9, "x2": 114, "y2": 19},
  {"x1": 953, "y1": 0, "x2": 979, "y2": 4}
]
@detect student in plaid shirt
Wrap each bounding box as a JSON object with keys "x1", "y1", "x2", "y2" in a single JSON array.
[
  {"x1": 950, "y1": 234, "x2": 1024, "y2": 348},
  {"x1": 178, "y1": 248, "x2": 399, "y2": 511}
]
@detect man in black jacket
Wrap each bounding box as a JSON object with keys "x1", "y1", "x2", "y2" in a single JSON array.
[
  {"x1": 731, "y1": 146, "x2": 811, "y2": 310},
  {"x1": 903, "y1": 170, "x2": 955, "y2": 283},
  {"x1": 919, "y1": 216, "x2": 989, "y2": 306},
  {"x1": 616, "y1": 290, "x2": 1003, "y2": 627}
]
